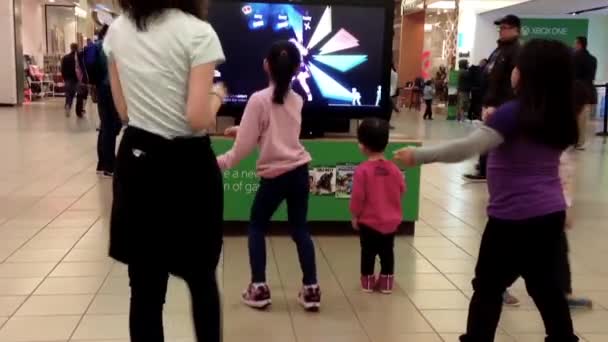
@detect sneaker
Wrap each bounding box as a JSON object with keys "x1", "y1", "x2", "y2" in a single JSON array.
[
  {"x1": 567, "y1": 295, "x2": 593, "y2": 309},
  {"x1": 361, "y1": 275, "x2": 376, "y2": 293},
  {"x1": 575, "y1": 144, "x2": 586, "y2": 151},
  {"x1": 101, "y1": 171, "x2": 113, "y2": 178},
  {"x1": 503, "y1": 291, "x2": 521, "y2": 307},
  {"x1": 298, "y1": 284, "x2": 321, "y2": 312},
  {"x1": 242, "y1": 283, "x2": 272, "y2": 309},
  {"x1": 463, "y1": 173, "x2": 487, "y2": 182},
  {"x1": 65, "y1": 106, "x2": 71, "y2": 117},
  {"x1": 376, "y1": 274, "x2": 394, "y2": 294}
]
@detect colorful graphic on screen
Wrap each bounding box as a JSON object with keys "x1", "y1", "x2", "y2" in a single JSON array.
[{"x1": 209, "y1": 2, "x2": 387, "y2": 108}]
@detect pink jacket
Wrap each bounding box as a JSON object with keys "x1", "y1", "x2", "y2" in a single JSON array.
[{"x1": 217, "y1": 87, "x2": 311, "y2": 178}]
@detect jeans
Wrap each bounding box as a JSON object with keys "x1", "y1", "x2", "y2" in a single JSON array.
[
  {"x1": 96, "y1": 84, "x2": 121, "y2": 173},
  {"x1": 128, "y1": 264, "x2": 221, "y2": 342},
  {"x1": 424, "y1": 99, "x2": 433, "y2": 119},
  {"x1": 249, "y1": 164, "x2": 318, "y2": 285},
  {"x1": 359, "y1": 225, "x2": 395, "y2": 275},
  {"x1": 460, "y1": 211, "x2": 578, "y2": 342}
]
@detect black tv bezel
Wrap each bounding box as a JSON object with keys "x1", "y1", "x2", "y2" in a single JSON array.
[{"x1": 211, "y1": 0, "x2": 395, "y2": 120}]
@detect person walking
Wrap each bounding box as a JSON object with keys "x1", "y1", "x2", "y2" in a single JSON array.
[
  {"x1": 87, "y1": 25, "x2": 121, "y2": 177},
  {"x1": 394, "y1": 39, "x2": 580, "y2": 342},
  {"x1": 217, "y1": 41, "x2": 321, "y2": 312},
  {"x1": 573, "y1": 36, "x2": 598, "y2": 150},
  {"x1": 464, "y1": 15, "x2": 521, "y2": 182},
  {"x1": 457, "y1": 59, "x2": 472, "y2": 122},
  {"x1": 104, "y1": 0, "x2": 226, "y2": 340},
  {"x1": 61, "y1": 43, "x2": 86, "y2": 118}
]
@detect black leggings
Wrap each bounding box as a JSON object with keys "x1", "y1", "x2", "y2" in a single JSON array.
[
  {"x1": 460, "y1": 212, "x2": 578, "y2": 342},
  {"x1": 129, "y1": 265, "x2": 221, "y2": 342},
  {"x1": 360, "y1": 225, "x2": 395, "y2": 275}
]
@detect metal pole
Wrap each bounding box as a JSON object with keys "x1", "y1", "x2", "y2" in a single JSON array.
[{"x1": 596, "y1": 84, "x2": 608, "y2": 137}]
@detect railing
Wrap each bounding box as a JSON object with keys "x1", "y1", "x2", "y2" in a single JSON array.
[{"x1": 596, "y1": 83, "x2": 608, "y2": 137}]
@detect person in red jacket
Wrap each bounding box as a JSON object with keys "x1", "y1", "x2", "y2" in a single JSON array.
[{"x1": 350, "y1": 118, "x2": 406, "y2": 294}]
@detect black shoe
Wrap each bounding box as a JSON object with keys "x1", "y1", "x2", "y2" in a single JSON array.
[{"x1": 463, "y1": 173, "x2": 486, "y2": 182}]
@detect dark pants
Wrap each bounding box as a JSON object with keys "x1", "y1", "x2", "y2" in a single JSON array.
[
  {"x1": 64, "y1": 80, "x2": 86, "y2": 117},
  {"x1": 477, "y1": 154, "x2": 487, "y2": 177},
  {"x1": 460, "y1": 211, "x2": 578, "y2": 342},
  {"x1": 249, "y1": 164, "x2": 317, "y2": 285},
  {"x1": 424, "y1": 99, "x2": 433, "y2": 119},
  {"x1": 129, "y1": 264, "x2": 221, "y2": 342},
  {"x1": 96, "y1": 84, "x2": 121, "y2": 173},
  {"x1": 359, "y1": 225, "x2": 395, "y2": 275},
  {"x1": 558, "y1": 230, "x2": 572, "y2": 295}
]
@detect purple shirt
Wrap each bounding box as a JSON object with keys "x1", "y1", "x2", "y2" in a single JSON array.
[{"x1": 485, "y1": 101, "x2": 566, "y2": 220}]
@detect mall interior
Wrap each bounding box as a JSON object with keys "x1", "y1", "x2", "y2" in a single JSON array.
[{"x1": 0, "y1": 0, "x2": 608, "y2": 341}]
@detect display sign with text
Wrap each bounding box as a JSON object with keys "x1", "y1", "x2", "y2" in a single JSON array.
[
  {"x1": 520, "y1": 18, "x2": 588, "y2": 45},
  {"x1": 213, "y1": 138, "x2": 421, "y2": 222}
]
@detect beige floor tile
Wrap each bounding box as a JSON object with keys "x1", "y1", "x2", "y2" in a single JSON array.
[
  {"x1": 421, "y1": 309, "x2": 468, "y2": 333},
  {"x1": 87, "y1": 294, "x2": 129, "y2": 314},
  {"x1": 408, "y1": 290, "x2": 470, "y2": 310},
  {"x1": 0, "y1": 262, "x2": 57, "y2": 278},
  {"x1": 0, "y1": 278, "x2": 42, "y2": 295},
  {"x1": 499, "y1": 311, "x2": 545, "y2": 334},
  {"x1": 0, "y1": 315, "x2": 80, "y2": 341},
  {"x1": 63, "y1": 249, "x2": 111, "y2": 262},
  {"x1": 583, "y1": 334, "x2": 608, "y2": 342},
  {"x1": 441, "y1": 333, "x2": 515, "y2": 341},
  {"x1": 35, "y1": 276, "x2": 104, "y2": 295},
  {"x1": 398, "y1": 274, "x2": 457, "y2": 291},
  {"x1": 15, "y1": 294, "x2": 93, "y2": 316},
  {"x1": 357, "y1": 307, "x2": 434, "y2": 336},
  {"x1": 6, "y1": 249, "x2": 68, "y2": 263},
  {"x1": 72, "y1": 314, "x2": 129, "y2": 340},
  {"x1": 49, "y1": 261, "x2": 113, "y2": 277},
  {"x1": 0, "y1": 296, "x2": 26, "y2": 316}
]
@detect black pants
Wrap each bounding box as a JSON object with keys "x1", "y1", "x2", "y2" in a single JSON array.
[
  {"x1": 477, "y1": 154, "x2": 487, "y2": 177},
  {"x1": 359, "y1": 225, "x2": 395, "y2": 275},
  {"x1": 460, "y1": 211, "x2": 578, "y2": 342},
  {"x1": 558, "y1": 230, "x2": 572, "y2": 295},
  {"x1": 96, "y1": 84, "x2": 121, "y2": 173},
  {"x1": 424, "y1": 99, "x2": 433, "y2": 119},
  {"x1": 249, "y1": 164, "x2": 317, "y2": 285},
  {"x1": 64, "y1": 80, "x2": 86, "y2": 116},
  {"x1": 129, "y1": 264, "x2": 221, "y2": 342}
]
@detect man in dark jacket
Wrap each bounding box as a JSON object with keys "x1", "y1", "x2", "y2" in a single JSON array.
[
  {"x1": 464, "y1": 14, "x2": 521, "y2": 182},
  {"x1": 61, "y1": 43, "x2": 88, "y2": 118},
  {"x1": 573, "y1": 36, "x2": 597, "y2": 149}
]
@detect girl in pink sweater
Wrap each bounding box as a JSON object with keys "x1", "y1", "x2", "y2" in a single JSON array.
[{"x1": 217, "y1": 41, "x2": 320, "y2": 312}]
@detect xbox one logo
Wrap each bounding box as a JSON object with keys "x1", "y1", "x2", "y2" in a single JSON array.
[{"x1": 522, "y1": 26, "x2": 530, "y2": 36}]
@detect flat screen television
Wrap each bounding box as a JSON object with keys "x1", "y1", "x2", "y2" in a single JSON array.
[{"x1": 209, "y1": 0, "x2": 394, "y2": 121}]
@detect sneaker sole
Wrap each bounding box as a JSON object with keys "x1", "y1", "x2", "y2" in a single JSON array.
[
  {"x1": 298, "y1": 298, "x2": 321, "y2": 312},
  {"x1": 379, "y1": 290, "x2": 393, "y2": 295},
  {"x1": 242, "y1": 298, "x2": 272, "y2": 309},
  {"x1": 361, "y1": 288, "x2": 374, "y2": 293},
  {"x1": 503, "y1": 302, "x2": 521, "y2": 308},
  {"x1": 568, "y1": 301, "x2": 593, "y2": 309}
]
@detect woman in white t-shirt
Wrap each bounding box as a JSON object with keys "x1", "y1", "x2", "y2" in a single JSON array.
[{"x1": 104, "y1": 0, "x2": 226, "y2": 340}]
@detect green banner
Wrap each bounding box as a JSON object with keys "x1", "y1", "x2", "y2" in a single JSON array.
[
  {"x1": 212, "y1": 138, "x2": 421, "y2": 222},
  {"x1": 520, "y1": 18, "x2": 588, "y2": 45},
  {"x1": 447, "y1": 70, "x2": 459, "y2": 120}
]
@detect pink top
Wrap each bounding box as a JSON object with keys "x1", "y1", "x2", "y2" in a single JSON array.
[
  {"x1": 350, "y1": 159, "x2": 406, "y2": 234},
  {"x1": 217, "y1": 87, "x2": 311, "y2": 178}
]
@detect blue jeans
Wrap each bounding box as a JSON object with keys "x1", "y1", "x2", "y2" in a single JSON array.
[{"x1": 249, "y1": 164, "x2": 317, "y2": 285}]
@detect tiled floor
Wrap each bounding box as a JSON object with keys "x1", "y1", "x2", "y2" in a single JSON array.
[{"x1": 0, "y1": 99, "x2": 607, "y2": 341}]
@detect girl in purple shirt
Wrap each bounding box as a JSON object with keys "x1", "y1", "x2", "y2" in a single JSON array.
[{"x1": 395, "y1": 39, "x2": 579, "y2": 341}]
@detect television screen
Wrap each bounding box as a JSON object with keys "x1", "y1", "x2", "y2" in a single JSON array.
[{"x1": 209, "y1": 0, "x2": 392, "y2": 118}]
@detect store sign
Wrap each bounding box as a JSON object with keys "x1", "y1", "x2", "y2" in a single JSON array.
[
  {"x1": 401, "y1": 0, "x2": 425, "y2": 15},
  {"x1": 520, "y1": 18, "x2": 588, "y2": 45}
]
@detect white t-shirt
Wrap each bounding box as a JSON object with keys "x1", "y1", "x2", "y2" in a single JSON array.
[{"x1": 103, "y1": 10, "x2": 225, "y2": 139}]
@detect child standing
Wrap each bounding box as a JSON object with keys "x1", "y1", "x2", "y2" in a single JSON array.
[
  {"x1": 350, "y1": 118, "x2": 406, "y2": 294},
  {"x1": 217, "y1": 41, "x2": 320, "y2": 311},
  {"x1": 423, "y1": 80, "x2": 435, "y2": 120}
]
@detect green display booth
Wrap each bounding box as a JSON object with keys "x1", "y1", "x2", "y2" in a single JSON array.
[{"x1": 212, "y1": 136, "x2": 422, "y2": 235}]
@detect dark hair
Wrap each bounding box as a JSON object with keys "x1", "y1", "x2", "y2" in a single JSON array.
[
  {"x1": 425, "y1": 80, "x2": 432, "y2": 86},
  {"x1": 267, "y1": 41, "x2": 301, "y2": 104},
  {"x1": 118, "y1": 0, "x2": 207, "y2": 31},
  {"x1": 458, "y1": 59, "x2": 469, "y2": 69},
  {"x1": 70, "y1": 43, "x2": 78, "y2": 53},
  {"x1": 357, "y1": 118, "x2": 390, "y2": 153},
  {"x1": 97, "y1": 24, "x2": 109, "y2": 40},
  {"x1": 576, "y1": 36, "x2": 588, "y2": 49},
  {"x1": 515, "y1": 39, "x2": 578, "y2": 149}
]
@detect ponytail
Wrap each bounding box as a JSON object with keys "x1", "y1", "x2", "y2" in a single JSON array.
[{"x1": 267, "y1": 41, "x2": 301, "y2": 104}]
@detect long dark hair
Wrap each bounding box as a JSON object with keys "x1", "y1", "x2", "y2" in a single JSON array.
[
  {"x1": 267, "y1": 41, "x2": 301, "y2": 104},
  {"x1": 514, "y1": 39, "x2": 578, "y2": 149},
  {"x1": 118, "y1": 0, "x2": 207, "y2": 31}
]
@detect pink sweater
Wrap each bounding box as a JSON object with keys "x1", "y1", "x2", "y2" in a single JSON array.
[
  {"x1": 350, "y1": 159, "x2": 406, "y2": 234},
  {"x1": 217, "y1": 88, "x2": 311, "y2": 178}
]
